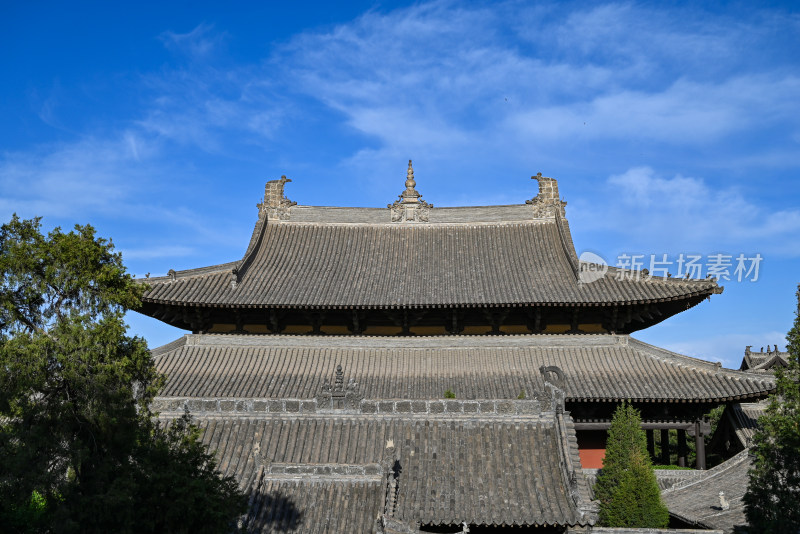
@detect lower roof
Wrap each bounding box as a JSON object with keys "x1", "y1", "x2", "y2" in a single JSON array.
[
  {"x1": 152, "y1": 334, "x2": 774, "y2": 404},
  {"x1": 662, "y1": 449, "x2": 752, "y2": 533},
  {"x1": 174, "y1": 411, "x2": 594, "y2": 531},
  {"x1": 726, "y1": 401, "x2": 767, "y2": 448},
  {"x1": 244, "y1": 465, "x2": 384, "y2": 534}
]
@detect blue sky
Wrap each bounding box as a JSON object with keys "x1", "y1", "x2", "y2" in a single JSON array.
[{"x1": 2, "y1": 1, "x2": 799, "y2": 367}]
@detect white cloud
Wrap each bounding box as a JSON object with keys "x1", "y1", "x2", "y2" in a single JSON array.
[
  {"x1": 4, "y1": 1, "x2": 800, "y2": 268},
  {"x1": 0, "y1": 133, "x2": 157, "y2": 221},
  {"x1": 121, "y1": 245, "x2": 195, "y2": 261},
  {"x1": 508, "y1": 75, "x2": 800, "y2": 144},
  {"x1": 570, "y1": 167, "x2": 800, "y2": 257},
  {"x1": 159, "y1": 23, "x2": 226, "y2": 60},
  {"x1": 269, "y1": 1, "x2": 800, "y2": 176}
]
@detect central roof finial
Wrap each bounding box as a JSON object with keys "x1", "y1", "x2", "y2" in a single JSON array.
[
  {"x1": 399, "y1": 159, "x2": 421, "y2": 204},
  {"x1": 406, "y1": 160, "x2": 416, "y2": 190},
  {"x1": 389, "y1": 159, "x2": 433, "y2": 222}
]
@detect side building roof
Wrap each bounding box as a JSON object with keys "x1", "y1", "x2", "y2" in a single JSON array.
[
  {"x1": 662, "y1": 449, "x2": 752, "y2": 534},
  {"x1": 740, "y1": 345, "x2": 789, "y2": 373},
  {"x1": 151, "y1": 334, "x2": 774, "y2": 405},
  {"x1": 140, "y1": 168, "x2": 720, "y2": 316},
  {"x1": 725, "y1": 402, "x2": 767, "y2": 448},
  {"x1": 161, "y1": 408, "x2": 597, "y2": 532},
  {"x1": 709, "y1": 401, "x2": 767, "y2": 457}
]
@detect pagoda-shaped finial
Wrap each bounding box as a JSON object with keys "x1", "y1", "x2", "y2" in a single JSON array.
[
  {"x1": 406, "y1": 160, "x2": 416, "y2": 190},
  {"x1": 389, "y1": 160, "x2": 433, "y2": 222}
]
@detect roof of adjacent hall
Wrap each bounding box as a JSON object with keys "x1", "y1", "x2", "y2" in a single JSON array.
[
  {"x1": 662, "y1": 449, "x2": 752, "y2": 533},
  {"x1": 164, "y1": 410, "x2": 594, "y2": 531}
]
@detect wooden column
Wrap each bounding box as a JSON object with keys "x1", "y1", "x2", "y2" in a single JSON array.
[
  {"x1": 660, "y1": 429, "x2": 670, "y2": 465},
  {"x1": 646, "y1": 429, "x2": 655, "y2": 461},
  {"x1": 677, "y1": 429, "x2": 687, "y2": 467},
  {"x1": 695, "y1": 420, "x2": 706, "y2": 470}
]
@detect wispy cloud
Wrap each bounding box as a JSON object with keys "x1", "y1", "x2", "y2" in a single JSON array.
[
  {"x1": 265, "y1": 1, "x2": 800, "y2": 181},
  {"x1": 159, "y1": 23, "x2": 227, "y2": 60},
  {"x1": 0, "y1": 132, "x2": 157, "y2": 221},
  {"x1": 571, "y1": 166, "x2": 800, "y2": 257},
  {"x1": 135, "y1": 66, "x2": 285, "y2": 153},
  {"x1": 507, "y1": 75, "x2": 800, "y2": 144},
  {"x1": 3, "y1": 1, "x2": 799, "y2": 269},
  {"x1": 121, "y1": 245, "x2": 195, "y2": 261}
]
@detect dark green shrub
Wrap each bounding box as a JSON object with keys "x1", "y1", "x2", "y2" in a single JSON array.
[{"x1": 594, "y1": 403, "x2": 669, "y2": 528}]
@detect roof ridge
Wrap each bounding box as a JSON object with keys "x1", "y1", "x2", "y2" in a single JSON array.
[
  {"x1": 629, "y1": 337, "x2": 762, "y2": 374},
  {"x1": 600, "y1": 264, "x2": 721, "y2": 287},
  {"x1": 662, "y1": 449, "x2": 751, "y2": 494},
  {"x1": 150, "y1": 334, "x2": 190, "y2": 357},
  {"x1": 141, "y1": 261, "x2": 238, "y2": 282},
  {"x1": 167, "y1": 332, "x2": 629, "y2": 350},
  {"x1": 268, "y1": 218, "x2": 554, "y2": 228}
]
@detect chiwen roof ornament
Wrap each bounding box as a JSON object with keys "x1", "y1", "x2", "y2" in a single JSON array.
[{"x1": 527, "y1": 172, "x2": 567, "y2": 218}]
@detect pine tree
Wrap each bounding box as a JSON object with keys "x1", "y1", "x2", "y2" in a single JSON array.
[
  {"x1": 594, "y1": 402, "x2": 670, "y2": 528},
  {"x1": 0, "y1": 216, "x2": 247, "y2": 533},
  {"x1": 744, "y1": 284, "x2": 800, "y2": 532}
]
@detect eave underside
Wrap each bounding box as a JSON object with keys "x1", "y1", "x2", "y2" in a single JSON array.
[{"x1": 140, "y1": 295, "x2": 711, "y2": 335}]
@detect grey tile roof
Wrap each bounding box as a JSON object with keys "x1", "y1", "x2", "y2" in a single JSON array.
[
  {"x1": 740, "y1": 347, "x2": 789, "y2": 373},
  {"x1": 582, "y1": 468, "x2": 704, "y2": 492},
  {"x1": 662, "y1": 450, "x2": 752, "y2": 533},
  {"x1": 727, "y1": 402, "x2": 767, "y2": 449},
  {"x1": 243, "y1": 464, "x2": 384, "y2": 533},
  {"x1": 141, "y1": 207, "x2": 718, "y2": 310},
  {"x1": 152, "y1": 334, "x2": 774, "y2": 403},
  {"x1": 170, "y1": 411, "x2": 596, "y2": 530}
]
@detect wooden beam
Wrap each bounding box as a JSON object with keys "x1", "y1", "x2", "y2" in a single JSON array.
[
  {"x1": 677, "y1": 429, "x2": 687, "y2": 468},
  {"x1": 695, "y1": 419, "x2": 707, "y2": 470},
  {"x1": 575, "y1": 421, "x2": 696, "y2": 431}
]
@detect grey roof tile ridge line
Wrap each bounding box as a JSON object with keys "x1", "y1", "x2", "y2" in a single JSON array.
[
  {"x1": 234, "y1": 200, "x2": 279, "y2": 286},
  {"x1": 289, "y1": 202, "x2": 543, "y2": 212},
  {"x1": 167, "y1": 332, "x2": 629, "y2": 349},
  {"x1": 662, "y1": 449, "x2": 751, "y2": 494},
  {"x1": 267, "y1": 218, "x2": 554, "y2": 228},
  {"x1": 556, "y1": 412, "x2": 598, "y2": 523},
  {"x1": 597, "y1": 264, "x2": 720, "y2": 288},
  {"x1": 750, "y1": 352, "x2": 789, "y2": 370},
  {"x1": 738, "y1": 400, "x2": 769, "y2": 409},
  {"x1": 154, "y1": 412, "x2": 559, "y2": 423},
  {"x1": 628, "y1": 337, "x2": 777, "y2": 380},
  {"x1": 258, "y1": 474, "x2": 384, "y2": 483},
  {"x1": 150, "y1": 335, "x2": 189, "y2": 358},
  {"x1": 554, "y1": 212, "x2": 581, "y2": 282},
  {"x1": 140, "y1": 261, "x2": 239, "y2": 282},
  {"x1": 292, "y1": 203, "x2": 535, "y2": 210}
]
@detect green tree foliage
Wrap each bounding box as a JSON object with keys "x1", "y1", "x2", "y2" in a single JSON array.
[
  {"x1": 594, "y1": 403, "x2": 670, "y2": 528},
  {"x1": 744, "y1": 284, "x2": 800, "y2": 532},
  {"x1": 0, "y1": 216, "x2": 246, "y2": 533}
]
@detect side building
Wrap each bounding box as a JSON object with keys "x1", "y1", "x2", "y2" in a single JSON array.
[{"x1": 139, "y1": 164, "x2": 774, "y2": 532}]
